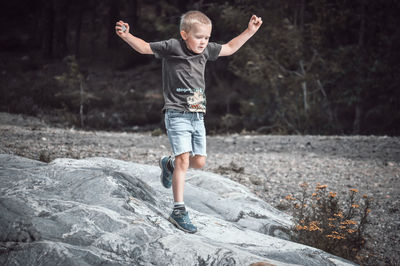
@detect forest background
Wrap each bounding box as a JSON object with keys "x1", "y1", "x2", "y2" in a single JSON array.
[{"x1": 1, "y1": 0, "x2": 399, "y2": 135}]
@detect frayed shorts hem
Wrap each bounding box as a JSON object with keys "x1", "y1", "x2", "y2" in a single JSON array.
[{"x1": 172, "y1": 151, "x2": 207, "y2": 158}]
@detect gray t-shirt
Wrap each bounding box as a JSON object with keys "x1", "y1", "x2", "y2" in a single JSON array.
[{"x1": 150, "y1": 38, "x2": 222, "y2": 113}]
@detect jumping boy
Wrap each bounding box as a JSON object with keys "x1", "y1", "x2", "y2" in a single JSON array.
[{"x1": 116, "y1": 10, "x2": 262, "y2": 233}]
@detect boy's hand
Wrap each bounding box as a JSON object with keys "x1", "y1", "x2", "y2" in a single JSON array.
[
  {"x1": 248, "y1": 15, "x2": 262, "y2": 33},
  {"x1": 114, "y1": 20, "x2": 153, "y2": 54},
  {"x1": 115, "y1": 20, "x2": 130, "y2": 38}
]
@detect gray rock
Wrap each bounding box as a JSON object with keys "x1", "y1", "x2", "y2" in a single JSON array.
[{"x1": 0, "y1": 155, "x2": 356, "y2": 265}]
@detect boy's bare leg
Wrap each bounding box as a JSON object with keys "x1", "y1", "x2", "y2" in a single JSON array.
[
  {"x1": 169, "y1": 153, "x2": 205, "y2": 233},
  {"x1": 172, "y1": 154, "x2": 206, "y2": 202},
  {"x1": 172, "y1": 152, "x2": 190, "y2": 202}
]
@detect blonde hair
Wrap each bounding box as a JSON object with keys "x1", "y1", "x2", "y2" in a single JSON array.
[{"x1": 180, "y1": 10, "x2": 212, "y2": 32}]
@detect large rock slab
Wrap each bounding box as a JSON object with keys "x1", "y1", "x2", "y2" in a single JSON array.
[{"x1": 0, "y1": 155, "x2": 355, "y2": 265}]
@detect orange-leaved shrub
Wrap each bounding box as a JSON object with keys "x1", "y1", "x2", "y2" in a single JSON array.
[{"x1": 284, "y1": 182, "x2": 371, "y2": 263}]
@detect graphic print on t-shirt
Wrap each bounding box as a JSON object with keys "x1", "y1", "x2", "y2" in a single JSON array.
[
  {"x1": 187, "y1": 88, "x2": 206, "y2": 112},
  {"x1": 175, "y1": 87, "x2": 205, "y2": 112}
]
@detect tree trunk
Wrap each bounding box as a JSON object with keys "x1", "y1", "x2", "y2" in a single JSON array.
[
  {"x1": 358, "y1": 2, "x2": 366, "y2": 47},
  {"x1": 74, "y1": 4, "x2": 83, "y2": 57},
  {"x1": 353, "y1": 104, "x2": 362, "y2": 134},
  {"x1": 108, "y1": 0, "x2": 121, "y2": 49},
  {"x1": 89, "y1": 3, "x2": 98, "y2": 60},
  {"x1": 292, "y1": 0, "x2": 305, "y2": 29},
  {"x1": 316, "y1": 79, "x2": 334, "y2": 124},
  {"x1": 40, "y1": 0, "x2": 54, "y2": 58},
  {"x1": 80, "y1": 79, "x2": 84, "y2": 127},
  {"x1": 128, "y1": 0, "x2": 138, "y2": 28},
  {"x1": 53, "y1": 0, "x2": 69, "y2": 58},
  {"x1": 299, "y1": 0, "x2": 305, "y2": 29},
  {"x1": 353, "y1": 2, "x2": 366, "y2": 134},
  {"x1": 299, "y1": 60, "x2": 309, "y2": 112}
]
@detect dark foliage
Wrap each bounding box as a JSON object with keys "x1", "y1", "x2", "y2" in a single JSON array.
[{"x1": 0, "y1": 0, "x2": 399, "y2": 135}]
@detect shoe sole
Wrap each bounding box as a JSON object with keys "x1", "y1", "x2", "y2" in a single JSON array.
[
  {"x1": 168, "y1": 216, "x2": 197, "y2": 234},
  {"x1": 159, "y1": 157, "x2": 172, "y2": 189}
]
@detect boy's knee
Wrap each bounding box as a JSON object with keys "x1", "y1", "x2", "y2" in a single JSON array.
[
  {"x1": 175, "y1": 153, "x2": 190, "y2": 169},
  {"x1": 191, "y1": 156, "x2": 206, "y2": 169}
]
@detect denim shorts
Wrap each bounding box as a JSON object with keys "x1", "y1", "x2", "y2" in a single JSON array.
[{"x1": 164, "y1": 109, "x2": 206, "y2": 157}]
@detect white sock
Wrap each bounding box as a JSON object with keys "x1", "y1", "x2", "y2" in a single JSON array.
[{"x1": 173, "y1": 202, "x2": 185, "y2": 211}]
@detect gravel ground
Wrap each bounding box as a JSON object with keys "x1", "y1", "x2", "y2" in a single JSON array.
[{"x1": 1, "y1": 112, "x2": 399, "y2": 265}]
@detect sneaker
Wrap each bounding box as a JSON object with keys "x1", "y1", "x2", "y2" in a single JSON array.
[
  {"x1": 159, "y1": 156, "x2": 173, "y2": 188},
  {"x1": 169, "y1": 209, "x2": 197, "y2": 233}
]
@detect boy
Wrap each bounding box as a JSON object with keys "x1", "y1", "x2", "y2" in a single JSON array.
[{"x1": 116, "y1": 10, "x2": 262, "y2": 233}]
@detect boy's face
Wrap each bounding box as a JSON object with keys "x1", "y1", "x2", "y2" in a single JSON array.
[{"x1": 181, "y1": 23, "x2": 212, "y2": 54}]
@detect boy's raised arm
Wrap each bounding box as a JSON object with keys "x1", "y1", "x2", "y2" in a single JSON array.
[
  {"x1": 115, "y1": 20, "x2": 154, "y2": 55},
  {"x1": 219, "y1": 15, "x2": 262, "y2": 57}
]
